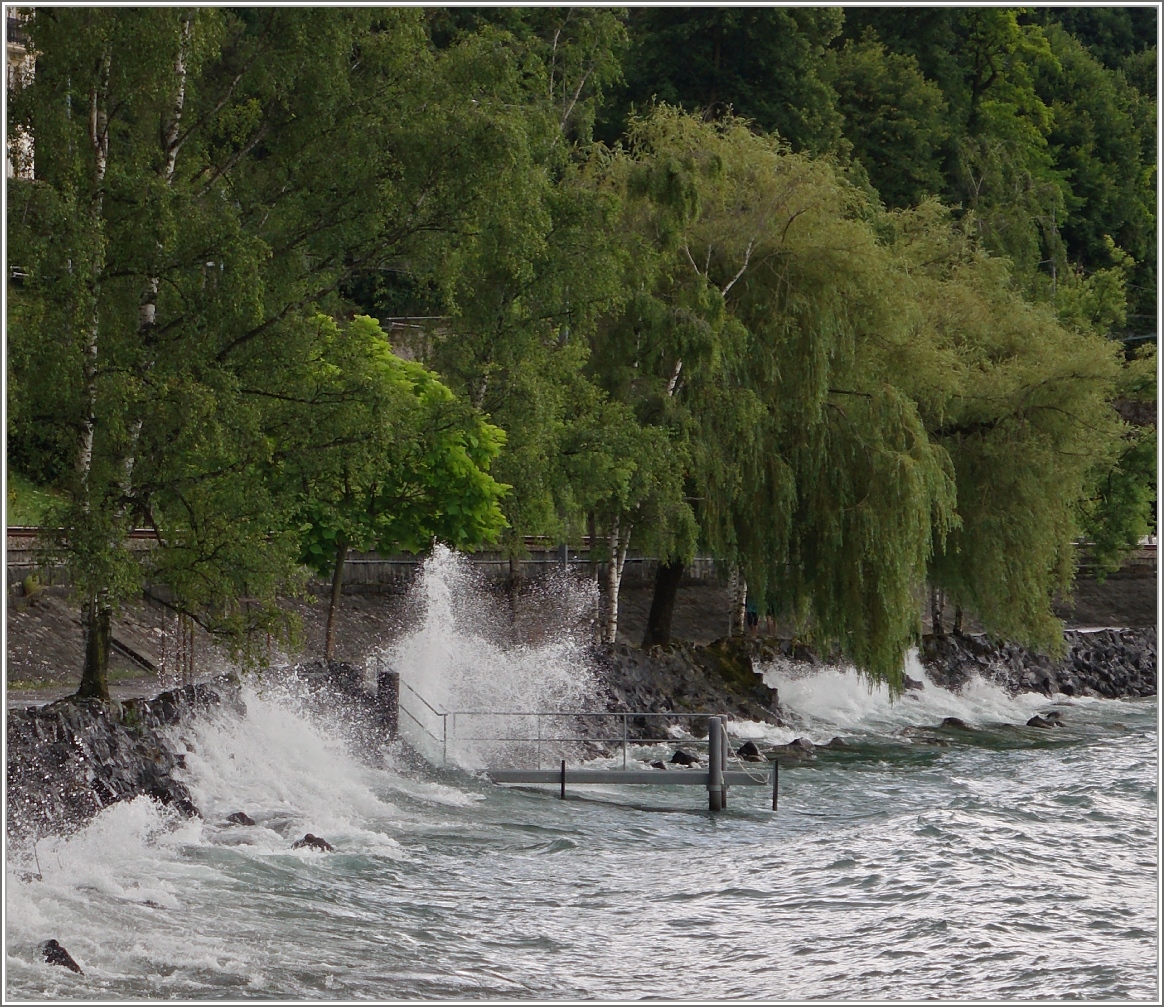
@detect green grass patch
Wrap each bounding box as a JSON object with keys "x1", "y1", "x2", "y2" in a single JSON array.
[
  {"x1": 6, "y1": 679, "x2": 58, "y2": 691},
  {"x1": 6, "y1": 469, "x2": 59, "y2": 526}
]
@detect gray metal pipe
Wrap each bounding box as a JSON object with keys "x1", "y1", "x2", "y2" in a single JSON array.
[
  {"x1": 720, "y1": 718, "x2": 729, "y2": 809},
  {"x1": 708, "y1": 716, "x2": 724, "y2": 812}
]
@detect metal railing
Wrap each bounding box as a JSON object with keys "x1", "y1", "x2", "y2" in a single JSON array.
[
  {"x1": 397, "y1": 680, "x2": 760, "y2": 773},
  {"x1": 397, "y1": 679, "x2": 778, "y2": 811}
]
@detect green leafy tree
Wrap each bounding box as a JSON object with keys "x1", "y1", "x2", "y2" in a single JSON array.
[
  {"x1": 828, "y1": 31, "x2": 950, "y2": 208},
  {"x1": 890, "y1": 203, "x2": 1126, "y2": 650},
  {"x1": 284, "y1": 317, "x2": 506, "y2": 658},
  {"x1": 593, "y1": 109, "x2": 959, "y2": 678},
  {"x1": 610, "y1": 7, "x2": 845, "y2": 153},
  {"x1": 1034, "y1": 24, "x2": 1156, "y2": 335},
  {"x1": 6, "y1": 7, "x2": 537, "y2": 698},
  {"x1": 1078, "y1": 344, "x2": 1157, "y2": 578}
]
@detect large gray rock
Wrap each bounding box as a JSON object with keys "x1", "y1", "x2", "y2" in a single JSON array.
[{"x1": 592, "y1": 637, "x2": 783, "y2": 741}]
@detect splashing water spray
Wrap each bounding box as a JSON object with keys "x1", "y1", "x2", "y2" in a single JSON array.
[{"x1": 383, "y1": 545, "x2": 602, "y2": 768}]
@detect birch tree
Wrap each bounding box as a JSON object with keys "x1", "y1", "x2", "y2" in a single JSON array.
[{"x1": 7, "y1": 8, "x2": 539, "y2": 698}]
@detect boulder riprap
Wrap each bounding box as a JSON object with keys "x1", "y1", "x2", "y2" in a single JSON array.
[
  {"x1": 6, "y1": 676, "x2": 244, "y2": 842},
  {"x1": 42, "y1": 940, "x2": 83, "y2": 974},
  {"x1": 292, "y1": 833, "x2": 335, "y2": 852},
  {"x1": 921, "y1": 628, "x2": 1155, "y2": 698},
  {"x1": 594, "y1": 637, "x2": 782, "y2": 740}
]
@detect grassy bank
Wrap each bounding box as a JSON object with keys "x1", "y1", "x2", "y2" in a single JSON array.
[{"x1": 6, "y1": 470, "x2": 58, "y2": 526}]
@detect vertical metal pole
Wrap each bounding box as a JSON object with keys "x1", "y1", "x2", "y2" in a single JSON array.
[
  {"x1": 720, "y1": 717, "x2": 729, "y2": 809},
  {"x1": 708, "y1": 716, "x2": 723, "y2": 812},
  {"x1": 442, "y1": 713, "x2": 448, "y2": 768},
  {"x1": 537, "y1": 715, "x2": 542, "y2": 770},
  {"x1": 622, "y1": 713, "x2": 628, "y2": 770},
  {"x1": 771, "y1": 759, "x2": 779, "y2": 812},
  {"x1": 560, "y1": 759, "x2": 566, "y2": 800}
]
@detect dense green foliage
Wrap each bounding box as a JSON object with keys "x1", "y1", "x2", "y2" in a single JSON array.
[{"x1": 7, "y1": 8, "x2": 1154, "y2": 692}]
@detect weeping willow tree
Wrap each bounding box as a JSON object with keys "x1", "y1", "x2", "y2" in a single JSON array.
[
  {"x1": 587, "y1": 108, "x2": 959, "y2": 684},
  {"x1": 594, "y1": 108, "x2": 1127, "y2": 685},
  {"x1": 885, "y1": 203, "x2": 1126, "y2": 652}
]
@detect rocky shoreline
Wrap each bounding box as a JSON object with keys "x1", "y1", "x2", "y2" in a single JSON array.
[
  {"x1": 919, "y1": 627, "x2": 1157, "y2": 699},
  {"x1": 6, "y1": 627, "x2": 1155, "y2": 843},
  {"x1": 6, "y1": 678, "x2": 243, "y2": 843}
]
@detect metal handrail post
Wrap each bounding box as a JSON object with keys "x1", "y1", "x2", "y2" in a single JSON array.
[
  {"x1": 708, "y1": 716, "x2": 724, "y2": 812},
  {"x1": 443, "y1": 713, "x2": 449, "y2": 768},
  {"x1": 537, "y1": 715, "x2": 542, "y2": 770},
  {"x1": 720, "y1": 716, "x2": 729, "y2": 810},
  {"x1": 622, "y1": 713, "x2": 628, "y2": 770}
]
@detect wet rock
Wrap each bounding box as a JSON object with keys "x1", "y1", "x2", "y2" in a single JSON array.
[
  {"x1": 650, "y1": 761, "x2": 667, "y2": 770},
  {"x1": 902, "y1": 675, "x2": 925, "y2": 691},
  {"x1": 823, "y1": 737, "x2": 848, "y2": 749},
  {"x1": 921, "y1": 627, "x2": 1155, "y2": 699},
  {"x1": 770, "y1": 737, "x2": 815, "y2": 758},
  {"x1": 225, "y1": 811, "x2": 256, "y2": 827},
  {"x1": 735, "y1": 740, "x2": 767, "y2": 761},
  {"x1": 42, "y1": 939, "x2": 83, "y2": 974},
  {"x1": 592, "y1": 637, "x2": 783, "y2": 742},
  {"x1": 292, "y1": 833, "x2": 335, "y2": 852},
  {"x1": 6, "y1": 680, "x2": 238, "y2": 842},
  {"x1": 670, "y1": 749, "x2": 700, "y2": 766},
  {"x1": 1026, "y1": 713, "x2": 1063, "y2": 729},
  {"x1": 940, "y1": 717, "x2": 971, "y2": 730}
]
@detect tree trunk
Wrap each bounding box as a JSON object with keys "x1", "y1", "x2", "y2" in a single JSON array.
[
  {"x1": 642, "y1": 559, "x2": 685, "y2": 648},
  {"x1": 76, "y1": 597, "x2": 112, "y2": 701},
  {"x1": 76, "y1": 62, "x2": 111, "y2": 500},
  {"x1": 930, "y1": 585, "x2": 945, "y2": 637},
  {"x1": 952, "y1": 606, "x2": 964, "y2": 636},
  {"x1": 600, "y1": 517, "x2": 631, "y2": 644},
  {"x1": 122, "y1": 18, "x2": 191, "y2": 505},
  {"x1": 736, "y1": 575, "x2": 748, "y2": 636},
  {"x1": 324, "y1": 539, "x2": 348, "y2": 660},
  {"x1": 508, "y1": 553, "x2": 522, "y2": 627},
  {"x1": 727, "y1": 566, "x2": 747, "y2": 636}
]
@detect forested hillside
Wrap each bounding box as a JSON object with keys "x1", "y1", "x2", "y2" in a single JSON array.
[{"x1": 6, "y1": 7, "x2": 1156, "y2": 698}]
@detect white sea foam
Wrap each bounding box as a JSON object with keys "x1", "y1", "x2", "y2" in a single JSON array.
[{"x1": 746, "y1": 650, "x2": 1066, "y2": 743}]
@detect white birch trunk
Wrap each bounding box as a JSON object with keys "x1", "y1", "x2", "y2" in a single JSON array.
[
  {"x1": 727, "y1": 565, "x2": 748, "y2": 636},
  {"x1": 122, "y1": 17, "x2": 191, "y2": 502},
  {"x1": 76, "y1": 56, "x2": 111, "y2": 500},
  {"x1": 600, "y1": 517, "x2": 631, "y2": 644}
]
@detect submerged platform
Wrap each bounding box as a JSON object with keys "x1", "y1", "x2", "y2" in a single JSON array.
[{"x1": 485, "y1": 769, "x2": 770, "y2": 786}]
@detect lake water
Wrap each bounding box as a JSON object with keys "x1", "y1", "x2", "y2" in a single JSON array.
[{"x1": 5, "y1": 553, "x2": 1158, "y2": 1001}]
